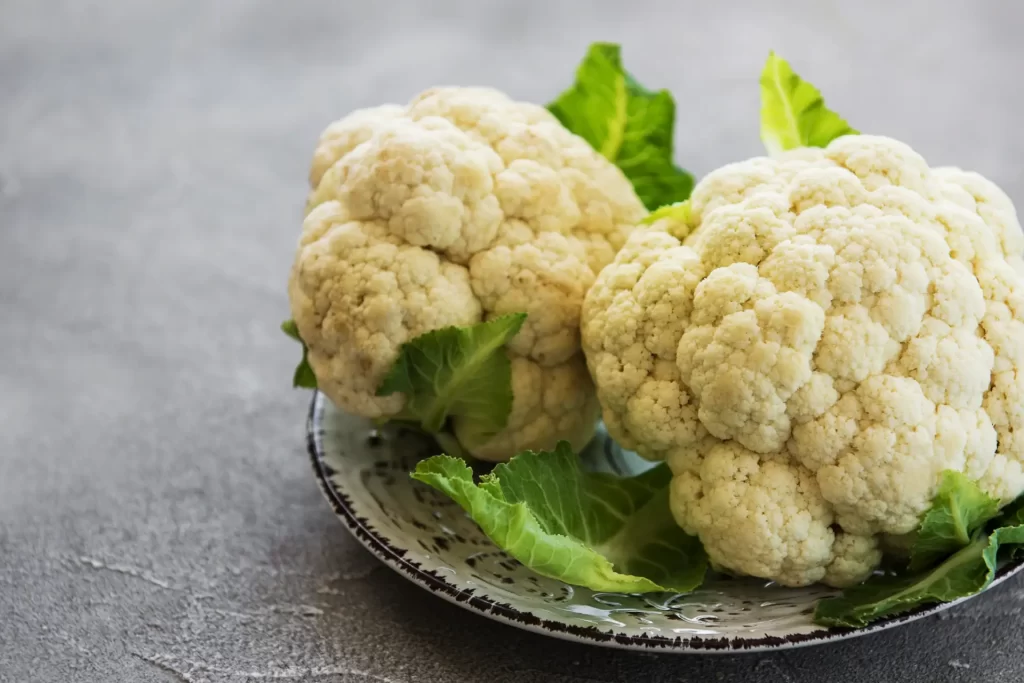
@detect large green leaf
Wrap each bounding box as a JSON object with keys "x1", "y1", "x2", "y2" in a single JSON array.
[
  {"x1": 412, "y1": 442, "x2": 707, "y2": 593},
  {"x1": 815, "y1": 471, "x2": 1024, "y2": 628},
  {"x1": 909, "y1": 471, "x2": 1001, "y2": 572},
  {"x1": 377, "y1": 314, "x2": 526, "y2": 444},
  {"x1": 281, "y1": 319, "x2": 317, "y2": 389},
  {"x1": 549, "y1": 42, "x2": 693, "y2": 210},
  {"x1": 759, "y1": 51, "x2": 857, "y2": 155},
  {"x1": 815, "y1": 524, "x2": 1024, "y2": 628}
]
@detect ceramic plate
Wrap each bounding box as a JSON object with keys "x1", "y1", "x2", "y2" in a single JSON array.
[{"x1": 306, "y1": 391, "x2": 1024, "y2": 653}]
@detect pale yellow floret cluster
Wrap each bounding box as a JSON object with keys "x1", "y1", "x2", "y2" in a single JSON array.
[
  {"x1": 289, "y1": 87, "x2": 647, "y2": 461},
  {"x1": 582, "y1": 135, "x2": 1024, "y2": 586}
]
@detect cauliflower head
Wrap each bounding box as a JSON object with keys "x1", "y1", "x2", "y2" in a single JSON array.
[
  {"x1": 581, "y1": 134, "x2": 1024, "y2": 586},
  {"x1": 290, "y1": 87, "x2": 646, "y2": 460}
]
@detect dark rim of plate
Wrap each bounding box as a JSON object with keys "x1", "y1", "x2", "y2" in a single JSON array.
[{"x1": 305, "y1": 391, "x2": 1024, "y2": 653}]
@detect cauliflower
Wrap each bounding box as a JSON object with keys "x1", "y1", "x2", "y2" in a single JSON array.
[
  {"x1": 289, "y1": 87, "x2": 647, "y2": 461},
  {"x1": 581, "y1": 134, "x2": 1024, "y2": 587}
]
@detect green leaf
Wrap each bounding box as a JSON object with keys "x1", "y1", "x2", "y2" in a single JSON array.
[
  {"x1": 815, "y1": 524, "x2": 1024, "y2": 628},
  {"x1": 641, "y1": 200, "x2": 690, "y2": 226},
  {"x1": 377, "y1": 314, "x2": 526, "y2": 444},
  {"x1": 909, "y1": 471, "x2": 1001, "y2": 572},
  {"x1": 994, "y1": 499, "x2": 1024, "y2": 562},
  {"x1": 996, "y1": 496, "x2": 1024, "y2": 528},
  {"x1": 549, "y1": 42, "x2": 693, "y2": 210},
  {"x1": 412, "y1": 442, "x2": 707, "y2": 593},
  {"x1": 281, "y1": 319, "x2": 317, "y2": 389},
  {"x1": 814, "y1": 472, "x2": 1024, "y2": 628},
  {"x1": 759, "y1": 51, "x2": 857, "y2": 155}
]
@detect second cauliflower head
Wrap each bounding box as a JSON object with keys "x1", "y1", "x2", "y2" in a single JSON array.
[
  {"x1": 581, "y1": 134, "x2": 1024, "y2": 587},
  {"x1": 290, "y1": 87, "x2": 647, "y2": 461}
]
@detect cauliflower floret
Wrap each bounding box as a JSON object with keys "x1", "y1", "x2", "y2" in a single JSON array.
[
  {"x1": 291, "y1": 87, "x2": 646, "y2": 460},
  {"x1": 289, "y1": 204, "x2": 481, "y2": 418},
  {"x1": 670, "y1": 443, "x2": 836, "y2": 587},
  {"x1": 678, "y1": 266, "x2": 825, "y2": 454},
  {"x1": 793, "y1": 375, "x2": 941, "y2": 536},
  {"x1": 308, "y1": 105, "x2": 406, "y2": 189},
  {"x1": 824, "y1": 533, "x2": 882, "y2": 588},
  {"x1": 582, "y1": 134, "x2": 1024, "y2": 586}
]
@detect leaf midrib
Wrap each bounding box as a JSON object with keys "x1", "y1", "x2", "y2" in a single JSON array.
[
  {"x1": 851, "y1": 534, "x2": 986, "y2": 622},
  {"x1": 951, "y1": 496, "x2": 970, "y2": 546},
  {"x1": 599, "y1": 72, "x2": 627, "y2": 160},
  {"x1": 421, "y1": 328, "x2": 510, "y2": 430},
  {"x1": 770, "y1": 54, "x2": 799, "y2": 150}
]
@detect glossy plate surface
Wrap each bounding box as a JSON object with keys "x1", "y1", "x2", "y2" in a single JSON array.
[{"x1": 307, "y1": 392, "x2": 1024, "y2": 652}]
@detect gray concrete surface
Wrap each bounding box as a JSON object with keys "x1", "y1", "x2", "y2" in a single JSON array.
[{"x1": 2, "y1": 0, "x2": 1023, "y2": 681}]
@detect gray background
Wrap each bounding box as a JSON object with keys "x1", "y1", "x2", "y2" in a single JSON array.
[{"x1": 2, "y1": 0, "x2": 1022, "y2": 681}]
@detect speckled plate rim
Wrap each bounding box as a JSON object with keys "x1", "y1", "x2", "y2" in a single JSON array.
[{"x1": 305, "y1": 391, "x2": 1024, "y2": 653}]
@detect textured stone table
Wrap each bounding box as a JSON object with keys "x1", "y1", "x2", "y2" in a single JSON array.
[{"x1": 3, "y1": 1, "x2": 1024, "y2": 681}]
